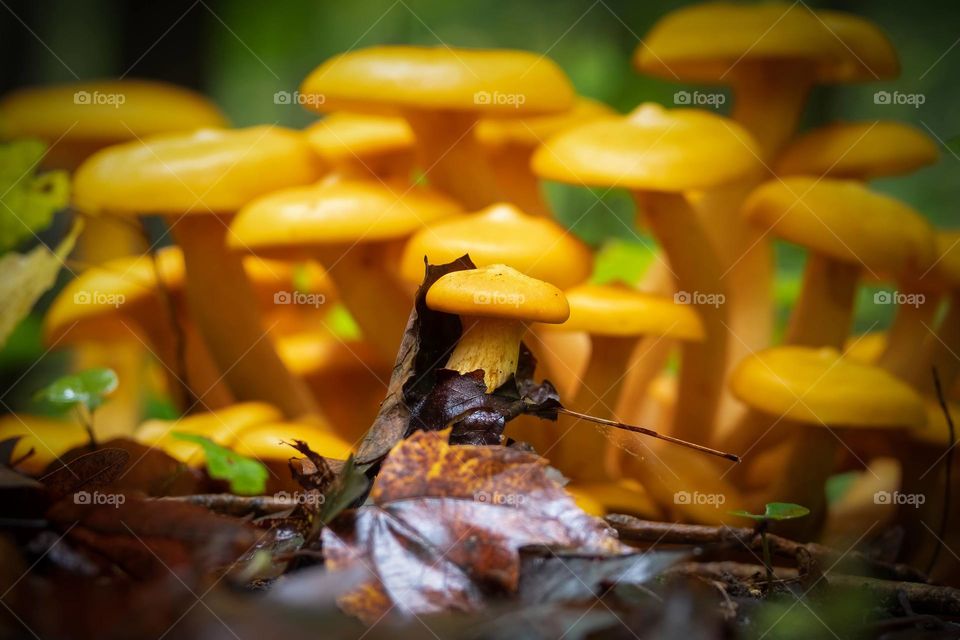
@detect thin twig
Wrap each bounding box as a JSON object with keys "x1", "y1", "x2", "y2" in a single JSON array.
[
  {"x1": 667, "y1": 561, "x2": 960, "y2": 615},
  {"x1": 555, "y1": 408, "x2": 741, "y2": 463},
  {"x1": 928, "y1": 367, "x2": 955, "y2": 575},
  {"x1": 607, "y1": 515, "x2": 927, "y2": 583}
]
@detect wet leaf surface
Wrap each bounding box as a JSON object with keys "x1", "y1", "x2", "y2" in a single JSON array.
[{"x1": 323, "y1": 430, "x2": 632, "y2": 621}]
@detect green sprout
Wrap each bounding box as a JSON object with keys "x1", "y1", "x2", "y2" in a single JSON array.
[
  {"x1": 171, "y1": 432, "x2": 269, "y2": 495},
  {"x1": 729, "y1": 502, "x2": 810, "y2": 585},
  {"x1": 34, "y1": 367, "x2": 118, "y2": 447}
]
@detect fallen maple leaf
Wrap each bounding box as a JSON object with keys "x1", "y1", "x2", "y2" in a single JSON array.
[{"x1": 323, "y1": 430, "x2": 632, "y2": 621}]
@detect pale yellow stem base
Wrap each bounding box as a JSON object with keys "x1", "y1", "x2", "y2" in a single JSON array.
[{"x1": 445, "y1": 317, "x2": 525, "y2": 392}]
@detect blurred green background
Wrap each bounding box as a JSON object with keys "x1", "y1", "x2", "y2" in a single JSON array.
[{"x1": 1, "y1": 0, "x2": 958, "y2": 406}]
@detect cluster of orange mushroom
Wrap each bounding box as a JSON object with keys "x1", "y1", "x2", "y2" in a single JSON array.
[{"x1": 1, "y1": 1, "x2": 956, "y2": 580}]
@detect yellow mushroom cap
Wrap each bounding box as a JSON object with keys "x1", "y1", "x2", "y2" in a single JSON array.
[
  {"x1": 911, "y1": 398, "x2": 959, "y2": 447},
  {"x1": 276, "y1": 331, "x2": 382, "y2": 377},
  {"x1": 400, "y1": 202, "x2": 592, "y2": 289},
  {"x1": 744, "y1": 177, "x2": 935, "y2": 275},
  {"x1": 230, "y1": 179, "x2": 461, "y2": 253},
  {"x1": 730, "y1": 346, "x2": 926, "y2": 428},
  {"x1": 634, "y1": 2, "x2": 894, "y2": 84},
  {"x1": 44, "y1": 247, "x2": 332, "y2": 344},
  {"x1": 73, "y1": 126, "x2": 323, "y2": 214},
  {"x1": 0, "y1": 79, "x2": 226, "y2": 148},
  {"x1": 304, "y1": 112, "x2": 414, "y2": 163},
  {"x1": 532, "y1": 103, "x2": 760, "y2": 192},
  {"x1": 301, "y1": 46, "x2": 575, "y2": 117},
  {"x1": 843, "y1": 332, "x2": 887, "y2": 365},
  {"x1": 475, "y1": 97, "x2": 616, "y2": 149},
  {"x1": 426, "y1": 263, "x2": 569, "y2": 324},
  {"x1": 0, "y1": 414, "x2": 91, "y2": 475},
  {"x1": 776, "y1": 121, "x2": 938, "y2": 179},
  {"x1": 565, "y1": 479, "x2": 660, "y2": 519},
  {"x1": 134, "y1": 402, "x2": 282, "y2": 464},
  {"x1": 815, "y1": 10, "x2": 900, "y2": 82},
  {"x1": 232, "y1": 422, "x2": 353, "y2": 461},
  {"x1": 559, "y1": 283, "x2": 705, "y2": 340},
  {"x1": 45, "y1": 246, "x2": 183, "y2": 342},
  {"x1": 565, "y1": 486, "x2": 606, "y2": 517}
]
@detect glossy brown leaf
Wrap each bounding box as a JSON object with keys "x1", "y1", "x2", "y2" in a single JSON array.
[{"x1": 323, "y1": 430, "x2": 626, "y2": 621}]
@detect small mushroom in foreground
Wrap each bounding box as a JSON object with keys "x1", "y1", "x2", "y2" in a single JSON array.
[
  {"x1": 400, "y1": 203, "x2": 593, "y2": 400},
  {"x1": 425, "y1": 264, "x2": 569, "y2": 393}
]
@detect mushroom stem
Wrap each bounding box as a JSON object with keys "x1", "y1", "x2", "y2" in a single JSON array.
[
  {"x1": 315, "y1": 243, "x2": 413, "y2": 364},
  {"x1": 634, "y1": 191, "x2": 729, "y2": 442},
  {"x1": 557, "y1": 335, "x2": 635, "y2": 482},
  {"x1": 694, "y1": 183, "x2": 775, "y2": 436},
  {"x1": 445, "y1": 317, "x2": 525, "y2": 392},
  {"x1": 878, "y1": 289, "x2": 939, "y2": 387},
  {"x1": 487, "y1": 145, "x2": 549, "y2": 216},
  {"x1": 76, "y1": 215, "x2": 149, "y2": 264},
  {"x1": 403, "y1": 110, "x2": 501, "y2": 208},
  {"x1": 785, "y1": 254, "x2": 859, "y2": 347},
  {"x1": 730, "y1": 61, "x2": 814, "y2": 159},
  {"x1": 762, "y1": 422, "x2": 836, "y2": 539},
  {"x1": 169, "y1": 215, "x2": 319, "y2": 419},
  {"x1": 927, "y1": 292, "x2": 960, "y2": 390},
  {"x1": 135, "y1": 312, "x2": 234, "y2": 412}
]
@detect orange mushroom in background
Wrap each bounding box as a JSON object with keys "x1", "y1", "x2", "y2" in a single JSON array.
[
  {"x1": 300, "y1": 46, "x2": 575, "y2": 208},
  {"x1": 72, "y1": 126, "x2": 325, "y2": 419},
  {"x1": 533, "y1": 103, "x2": 761, "y2": 444},
  {"x1": 229, "y1": 179, "x2": 461, "y2": 363}
]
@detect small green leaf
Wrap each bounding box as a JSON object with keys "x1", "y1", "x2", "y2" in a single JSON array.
[
  {"x1": 35, "y1": 367, "x2": 118, "y2": 412},
  {"x1": 171, "y1": 432, "x2": 268, "y2": 495},
  {"x1": 727, "y1": 509, "x2": 765, "y2": 521},
  {"x1": 763, "y1": 502, "x2": 810, "y2": 521},
  {"x1": 729, "y1": 502, "x2": 810, "y2": 522},
  {"x1": 0, "y1": 139, "x2": 70, "y2": 254}
]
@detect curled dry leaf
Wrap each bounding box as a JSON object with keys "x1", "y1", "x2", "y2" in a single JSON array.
[
  {"x1": 356, "y1": 256, "x2": 561, "y2": 465},
  {"x1": 323, "y1": 430, "x2": 629, "y2": 622}
]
